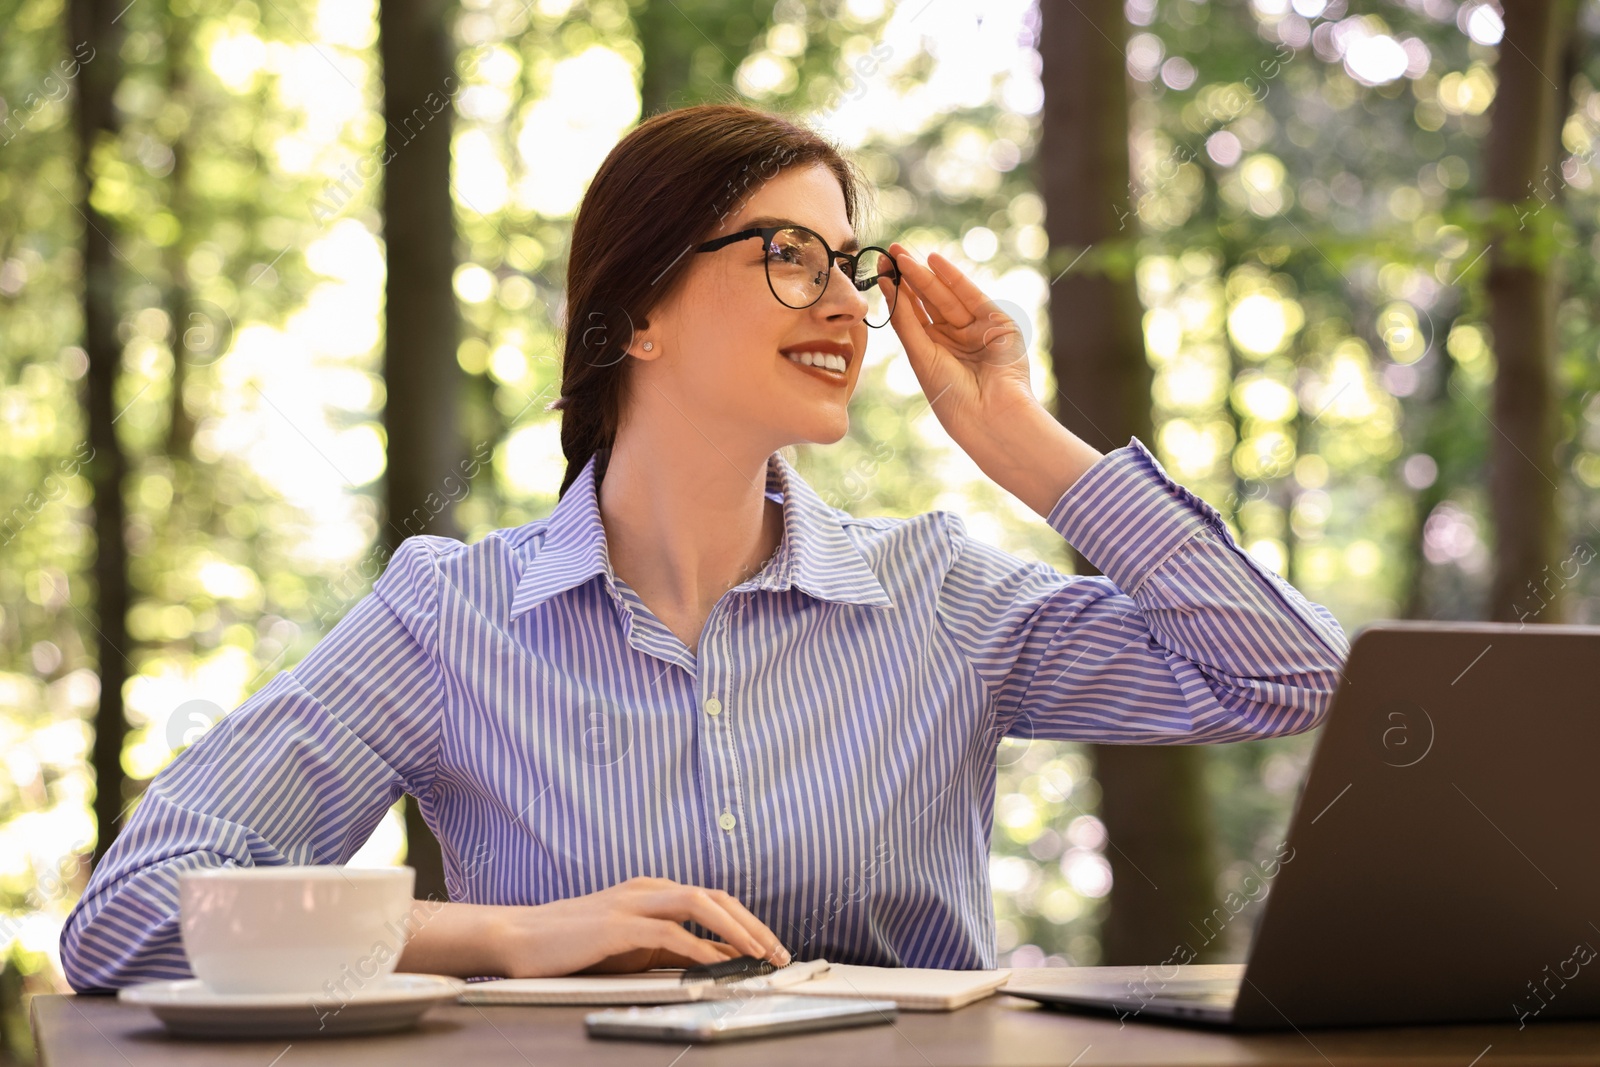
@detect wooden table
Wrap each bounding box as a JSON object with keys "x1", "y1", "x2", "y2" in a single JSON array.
[{"x1": 31, "y1": 969, "x2": 1600, "y2": 1066}]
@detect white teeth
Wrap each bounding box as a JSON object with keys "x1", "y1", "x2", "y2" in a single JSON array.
[{"x1": 783, "y1": 351, "x2": 847, "y2": 373}]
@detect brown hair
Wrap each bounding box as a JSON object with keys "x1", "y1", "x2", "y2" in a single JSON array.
[{"x1": 549, "y1": 101, "x2": 870, "y2": 498}]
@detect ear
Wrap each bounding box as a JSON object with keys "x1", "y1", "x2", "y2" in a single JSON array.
[{"x1": 627, "y1": 314, "x2": 660, "y2": 361}]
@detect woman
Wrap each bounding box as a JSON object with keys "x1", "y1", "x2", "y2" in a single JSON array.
[{"x1": 61, "y1": 104, "x2": 1347, "y2": 990}]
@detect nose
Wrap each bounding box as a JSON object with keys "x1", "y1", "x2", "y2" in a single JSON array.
[{"x1": 818, "y1": 257, "x2": 870, "y2": 321}]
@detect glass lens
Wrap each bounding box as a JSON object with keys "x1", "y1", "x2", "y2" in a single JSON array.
[
  {"x1": 764, "y1": 227, "x2": 830, "y2": 310},
  {"x1": 764, "y1": 229, "x2": 898, "y2": 328},
  {"x1": 856, "y1": 248, "x2": 898, "y2": 328}
]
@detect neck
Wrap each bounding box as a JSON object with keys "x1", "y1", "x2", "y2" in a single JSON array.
[{"x1": 598, "y1": 425, "x2": 786, "y2": 619}]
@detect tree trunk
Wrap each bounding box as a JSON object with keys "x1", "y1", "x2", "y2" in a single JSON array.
[
  {"x1": 379, "y1": 0, "x2": 461, "y2": 901},
  {"x1": 164, "y1": 7, "x2": 197, "y2": 459},
  {"x1": 1038, "y1": 0, "x2": 1216, "y2": 963},
  {"x1": 1482, "y1": 0, "x2": 1578, "y2": 623},
  {"x1": 634, "y1": 0, "x2": 777, "y2": 117},
  {"x1": 72, "y1": 0, "x2": 132, "y2": 868},
  {"x1": 636, "y1": 0, "x2": 694, "y2": 118},
  {"x1": 1399, "y1": 317, "x2": 1458, "y2": 621}
]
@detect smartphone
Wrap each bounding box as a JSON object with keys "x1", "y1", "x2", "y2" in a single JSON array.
[{"x1": 585, "y1": 994, "x2": 898, "y2": 1043}]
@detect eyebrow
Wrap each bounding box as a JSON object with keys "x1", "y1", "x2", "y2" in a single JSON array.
[{"x1": 736, "y1": 215, "x2": 860, "y2": 253}]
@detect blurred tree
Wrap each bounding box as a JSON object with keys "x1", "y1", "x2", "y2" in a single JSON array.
[
  {"x1": 1482, "y1": 0, "x2": 1581, "y2": 623},
  {"x1": 70, "y1": 0, "x2": 131, "y2": 868},
  {"x1": 379, "y1": 0, "x2": 461, "y2": 901},
  {"x1": 161, "y1": 2, "x2": 196, "y2": 460},
  {"x1": 635, "y1": 0, "x2": 777, "y2": 117},
  {"x1": 1039, "y1": 0, "x2": 1216, "y2": 964},
  {"x1": 12, "y1": 0, "x2": 1600, "y2": 1034},
  {"x1": 1398, "y1": 305, "x2": 1463, "y2": 620}
]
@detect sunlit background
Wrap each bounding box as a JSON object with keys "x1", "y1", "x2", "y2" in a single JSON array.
[{"x1": 6, "y1": 0, "x2": 1600, "y2": 1058}]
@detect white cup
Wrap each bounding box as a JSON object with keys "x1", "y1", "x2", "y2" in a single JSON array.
[{"x1": 178, "y1": 865, "x2": 417, "y2": 995}]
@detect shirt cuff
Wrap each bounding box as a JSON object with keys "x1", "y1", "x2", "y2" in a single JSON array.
[{"x1": 1045, "y1": 435, "x2": 1228, "y2": 595}]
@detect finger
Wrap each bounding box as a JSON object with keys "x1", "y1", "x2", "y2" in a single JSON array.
[
  {"x1": 926, "y1": 250, "x2": 1002, "y2": 324},
  {"x1": 891, "y1": 255, "x2": 942, "y2": 328},
  {"x1": 909, "y1": 289, "x2": 962, "y2": 351},
  {"x1": 886, "y1": 254, "x2": 944, "y2": 327},
  {"x1": 882, "y1": 271, "x2": 940, "y2": 376},
  {"x1": 639, "y1": 918, "x2": 735, "y2": 966},
  {"x1": 898, "y1": 272, "x2": 938, "y2": 329},
  {"x1": 889, "y1": 243, "x2": 974, "y2": 327},
  {"x1": 640, "y1": 940, "x2": 743, "y2": 972},
  {"x1": 885, "y1": 269, "x2": 936, "y2": 334},
  {"x1": 647, "y1": 886, "x2": 772, "y2": 961},
  {"x1": 702, "y1": 889, "x2": 791, "y2": 965}
]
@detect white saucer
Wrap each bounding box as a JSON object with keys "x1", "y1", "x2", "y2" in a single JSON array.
[{"x1": 119, "y1": 973, "x2": 466, "y2": 1038}]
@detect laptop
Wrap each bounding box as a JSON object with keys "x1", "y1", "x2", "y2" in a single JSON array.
[{"x1": 1003, "y1": 620, "x2": 1600, "y2": 1030}]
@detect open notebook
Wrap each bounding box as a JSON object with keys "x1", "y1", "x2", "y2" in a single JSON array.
[{"x1": 458, "y1": 959, "x2": 1012, "y2": 1011}]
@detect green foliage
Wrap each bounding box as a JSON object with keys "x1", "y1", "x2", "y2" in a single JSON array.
[{"x1": 6, "y1": 2, "x2": 1600, "y2": 1056}]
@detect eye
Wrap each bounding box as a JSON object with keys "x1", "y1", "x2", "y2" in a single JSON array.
[{"x1": 766, "y1": 241, "x2": 803, "y2": 265}]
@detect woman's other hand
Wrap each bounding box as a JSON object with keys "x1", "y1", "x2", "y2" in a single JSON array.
[{"x1": 489, "y1": 875, "x2": 792, "y2": 978}]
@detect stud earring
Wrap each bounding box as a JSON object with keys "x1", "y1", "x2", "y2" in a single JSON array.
[{"x1": 642, "y1": 341, "x2": 654, "y2": 351}]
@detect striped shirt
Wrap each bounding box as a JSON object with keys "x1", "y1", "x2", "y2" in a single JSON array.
[{"x1": 60, "y1": 436, "x2": 1348, "y2": 990}]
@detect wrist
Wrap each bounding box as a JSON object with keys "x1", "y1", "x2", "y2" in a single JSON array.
[
  {"x1": 395, "y1": 899, "x2": 511, "y2": 978},
  {"x1": 968, "y1": 401, "x2": 1107, "y2": 520}
]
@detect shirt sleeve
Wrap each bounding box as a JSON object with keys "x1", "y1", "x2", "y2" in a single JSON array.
[
  {"x1": 935, "y1": 436, "x2": 1349, "y2": 744},
  {"x1": 58, "y1": 535, "x2": 452, "y2": 992}
]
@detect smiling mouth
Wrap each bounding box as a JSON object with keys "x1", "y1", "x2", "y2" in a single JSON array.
[
  {"x1": 781, "y1": 349, "x2": 849, "y2": 373},
  {"x1": 779, "y1": 350, "x2": 850, "y2": 385}
]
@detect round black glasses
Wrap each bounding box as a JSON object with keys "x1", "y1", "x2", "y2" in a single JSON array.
[{"x1": 695, "y1": 224, "x2": 902, "y2": 328}]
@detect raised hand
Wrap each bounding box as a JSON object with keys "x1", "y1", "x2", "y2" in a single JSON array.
[
  {"x1": 874, "y1": 242, "x2": 1107, "y2": 519},
  {"x1": 878, "y1": 242, "x2": 1040, "y2": 442}
]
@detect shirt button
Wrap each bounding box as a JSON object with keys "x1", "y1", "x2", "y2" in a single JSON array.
[
  {"x1": 703, "y1": 697, "x2": 723, "y2": 717},
  {"x1": 718, "y1": 812, "x2": 737, "y2": 832}
]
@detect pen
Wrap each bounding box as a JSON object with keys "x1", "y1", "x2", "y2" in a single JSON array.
[{"x1": 735, "y1": 957, "x2": 830, "y2": 992}]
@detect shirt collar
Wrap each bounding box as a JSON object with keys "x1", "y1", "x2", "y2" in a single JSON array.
[{"x1": 508, "y1": 449, "x2": 894, "y2": 619}]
